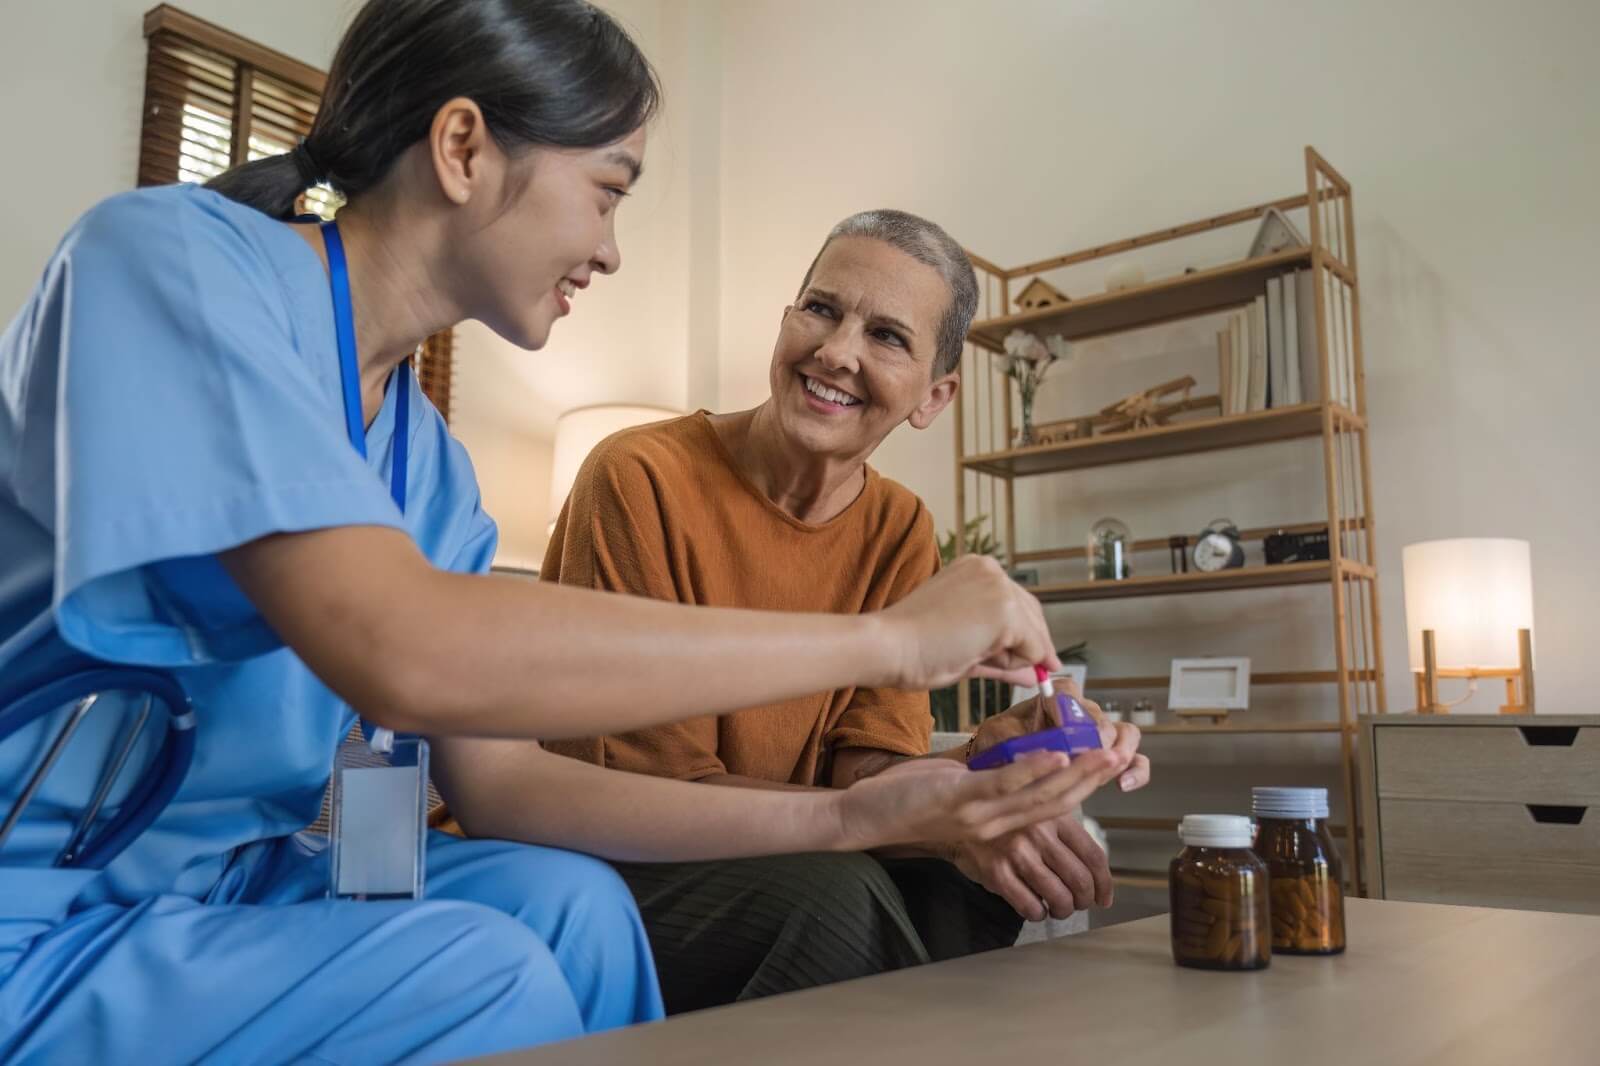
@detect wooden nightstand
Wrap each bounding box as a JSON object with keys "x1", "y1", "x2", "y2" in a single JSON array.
[{"x1": 1359, "y1": 714, "x2": 1600, "y2": 914}]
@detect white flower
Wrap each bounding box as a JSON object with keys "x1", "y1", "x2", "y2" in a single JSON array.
[
  {"x1": 1045, "y1": 334, "x2": 1072, "y2": 362},
  {"x1": 1003, "y1": 328, "x2": 1049, "y2": 362}
]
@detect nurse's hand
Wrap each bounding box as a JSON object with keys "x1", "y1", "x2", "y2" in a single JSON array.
[
  {"x1": 877, "y1": 554, "x2": 1060, "y2": 691},
  {"x1": 834, "y1": 749, "x2": 1120, "y2": 852}
]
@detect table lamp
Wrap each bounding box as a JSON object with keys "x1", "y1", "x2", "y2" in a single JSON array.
[
  {"x1": 1402, "y1": 538, "x2": 1535, "y2": 714},
  {"x1": 548, "y1": 404, "x2": 679, "y2": 533}
]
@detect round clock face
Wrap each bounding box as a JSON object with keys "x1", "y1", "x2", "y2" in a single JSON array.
[{"x1": 1194, "y1": 532, "x2": 1239, "y2": 572}]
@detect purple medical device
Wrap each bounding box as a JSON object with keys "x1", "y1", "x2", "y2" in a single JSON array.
[{"x1": 968, "y1": 668, "x2": 1103, "y2": 770}]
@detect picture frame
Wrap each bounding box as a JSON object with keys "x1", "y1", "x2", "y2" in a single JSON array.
[
  {"x1": 1167, "y1": 657, "x2": 1252, "y2": 710},
  {"x1": 1010, "y1": 567, "x2": 1040, "y2": 588}
]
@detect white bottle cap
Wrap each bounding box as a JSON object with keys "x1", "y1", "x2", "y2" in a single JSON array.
[
  {"x1": 1178, "y1": 814, "x2": 1254, "y2": 848},
  {"x1": 1251, "y1": 787, "x2": 1329, "y2": 820}
]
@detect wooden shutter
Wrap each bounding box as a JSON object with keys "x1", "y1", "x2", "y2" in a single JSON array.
[
  {"x1": 135, "y1": 5, "x2": 455, "y2": 421},
  {"x1": 138, "y1": 5, "x2": 326, "y2": 193},
  {"x1": 416, "y1": 330, "x2": 456, "y2": 423}
]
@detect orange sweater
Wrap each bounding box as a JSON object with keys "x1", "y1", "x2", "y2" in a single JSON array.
[{"x1": 541, "y1": 412, "x2": 936, "y2": 786}]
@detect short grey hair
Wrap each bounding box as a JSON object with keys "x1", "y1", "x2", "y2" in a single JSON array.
[{"x1": 797, "y1": 209, "x2": 977, "y2": 377}]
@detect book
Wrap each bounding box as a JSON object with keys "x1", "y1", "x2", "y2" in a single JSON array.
[
  {"x1": 1282, "y1": 271, "x2": 1302, "y2": 405},
  {"x1": 1266, "y1": 276, "x2": 1286, "y2": 408},
  {"x1": 1295, "y1": 269, "x2": 1320, "y2": 404},
  {"x1": 1231, "y1": 311, "x2": 1249, "y2": 415},
  {"x1": 1248, "y1": 296, "x2": 1269, "y2": 412},
  {"x1": 1217, "y1": 327, "x2": 1234, "y2": 416}
]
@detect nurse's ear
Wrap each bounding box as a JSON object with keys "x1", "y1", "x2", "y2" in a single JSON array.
[{"x1": 427, "y1": 97, "x2": 500, "y2": 207}]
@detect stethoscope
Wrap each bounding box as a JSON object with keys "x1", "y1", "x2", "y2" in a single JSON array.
[
  {"x1": 0, "y1": 217, "x2": 406, "y2": 870},
  {"x1": 0, "y1": 663, "x2": 195, "y2": 868}
]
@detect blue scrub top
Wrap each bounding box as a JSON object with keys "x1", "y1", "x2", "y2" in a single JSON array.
[{"x1": 0, "y1": 184, "x2": 498, "y2": 922}]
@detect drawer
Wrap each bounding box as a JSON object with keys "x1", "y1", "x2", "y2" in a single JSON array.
[
  {"x1": 1375, "y1": 724, "x2": 1600, "y2": 805},
  {"x1": 1379, "y1": 797, "x2": 1600, "y2": 915}
]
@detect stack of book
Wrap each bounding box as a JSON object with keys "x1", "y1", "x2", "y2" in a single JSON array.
[{"x1": 1217, "y1": 270, "x2": 1349, "y2": 414}]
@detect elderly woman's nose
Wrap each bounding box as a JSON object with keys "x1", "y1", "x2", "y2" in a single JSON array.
[{"x1": 815, "y1": 327, "x2": 862, "y2": 371}]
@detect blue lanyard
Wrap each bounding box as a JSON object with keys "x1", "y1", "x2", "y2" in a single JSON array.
[{"x1": 321, "y1": 220, "x2": 409, "y2": 512}]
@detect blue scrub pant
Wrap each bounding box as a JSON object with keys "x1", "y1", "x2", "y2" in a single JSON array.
[{"x1": 0, "y1": 831, "x2": 665, "y2": 1064}]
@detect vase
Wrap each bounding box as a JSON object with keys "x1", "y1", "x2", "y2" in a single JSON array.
[{"x1": 1014, "y1": 388, "x2": 1037, "y2": 447}]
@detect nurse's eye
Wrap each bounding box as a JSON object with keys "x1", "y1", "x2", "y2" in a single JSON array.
[{"x1": 872, "y1": 328, "x2": 907, "y2": 348}]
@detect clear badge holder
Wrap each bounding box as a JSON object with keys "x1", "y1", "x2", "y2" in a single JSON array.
[{"x1": 329, "y1": 726, "x2": 429, "y2": 900}]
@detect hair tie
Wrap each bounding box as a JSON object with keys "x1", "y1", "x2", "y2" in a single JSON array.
[{"x1": 290, "y1": 140, "x2": 325, "y2": 188}]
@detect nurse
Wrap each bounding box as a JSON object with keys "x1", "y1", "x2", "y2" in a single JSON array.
[{"x1": 0, "y1": 0, "x2": 1119, "y2": 1062}]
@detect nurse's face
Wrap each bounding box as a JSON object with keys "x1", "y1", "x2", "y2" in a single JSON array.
[{"x1": 470, "y1": 125, "x2": 647, "y2": 350}]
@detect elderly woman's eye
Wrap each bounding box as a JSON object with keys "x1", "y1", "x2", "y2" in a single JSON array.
[
  {"x1": 874, "y1": 329, "x2": 907, "y2": 347},
  {"x1": 805, "y1": 300, "x2": 835, "y2": 317}
]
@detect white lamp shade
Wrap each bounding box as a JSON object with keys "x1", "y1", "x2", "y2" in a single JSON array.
[
  {"x1": 548, "y1": 404, "x2": 679, "y2": 522},
  {"x1": 1402, "y1": 538, "x2": 1534, "y2": 672}
]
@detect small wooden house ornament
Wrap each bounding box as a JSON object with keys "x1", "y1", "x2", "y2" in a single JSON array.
[{"x1": 1014, "y1": 277, "x2": 1070, "y2": 311}]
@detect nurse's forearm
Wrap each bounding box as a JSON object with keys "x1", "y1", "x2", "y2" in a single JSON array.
[
  {"x1": 225, "y1": 525, "x2": 886, "y2": 739},
  {"x1": 227, "y1": 525, "x2": 1058, "y2": 738},
  {"x1": 407, "y1": 572, "x2": 890, "y2": 738},
  {"x1": 432, "y1": 737, "x2": 851, "y2": 861}
]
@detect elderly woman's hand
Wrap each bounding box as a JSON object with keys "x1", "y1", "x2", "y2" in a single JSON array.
[{"x1": 835, "y1": 749, "x2": 1121, "y2": 853}]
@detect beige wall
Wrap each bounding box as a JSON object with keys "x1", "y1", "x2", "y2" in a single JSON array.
[{"x1": 708, "y1": 0, "x2": 1598, "y2": 724}]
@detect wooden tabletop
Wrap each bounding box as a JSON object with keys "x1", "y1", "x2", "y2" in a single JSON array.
[{"x1": 480, "y1": 899, "x2": 1600, "y2": 1065}]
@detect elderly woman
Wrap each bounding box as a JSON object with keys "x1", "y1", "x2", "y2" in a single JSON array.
[{"x1": 446, "y1": 209, "x2": 1149, "y2": 1014}]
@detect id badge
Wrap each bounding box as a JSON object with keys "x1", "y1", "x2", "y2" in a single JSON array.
[{"x1": 329, "y1": 732, "x2": 429, "y2": 900}]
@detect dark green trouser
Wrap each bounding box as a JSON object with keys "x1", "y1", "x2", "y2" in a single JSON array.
[{"x1": 610, "y1": 853, "x2": 1024, "y2": 1015}]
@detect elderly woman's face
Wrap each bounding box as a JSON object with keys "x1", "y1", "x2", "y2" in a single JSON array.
[{"x1": 768, "y1": 237, "x2": 957, "y2": 462}]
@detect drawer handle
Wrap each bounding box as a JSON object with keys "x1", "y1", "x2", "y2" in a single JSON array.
[
  {"x1": 1519, "y1": 726, "x2": 1580, "y2": 747},
  {"x1": 1526, "y1": 805, "x2": 1588, "y2": 825}
]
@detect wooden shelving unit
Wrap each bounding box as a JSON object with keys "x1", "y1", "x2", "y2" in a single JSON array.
[{"x1": 954, "y1": 148, "x2": 1385, "y2": 894}]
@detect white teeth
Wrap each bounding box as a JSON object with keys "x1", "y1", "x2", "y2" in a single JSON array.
[
  {"x1": 804, "y1": 375, "x2": 859, "y2": 406},
  {"x1": 557, "y1": 279, "x2": 576, "y2": 298}
]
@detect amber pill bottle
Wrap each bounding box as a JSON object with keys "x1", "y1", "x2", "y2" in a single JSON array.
[
  {"x1": 1252, "y1": 787, "x2": 1346, "y2": 955},
  {"x1": 1169, "y1": 814, "x2": 1271, "y2": 971}
]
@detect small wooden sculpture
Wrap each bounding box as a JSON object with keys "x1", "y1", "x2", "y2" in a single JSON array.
[
  {"x1": 1013, "y1": 277, "x2": 1070, "y2": 311},
  {"x1": 1096, "y1": 376, "x2": 1222, "y2": 435}
]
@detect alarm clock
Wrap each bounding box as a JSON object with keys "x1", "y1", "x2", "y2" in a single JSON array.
[{"x1": 1193, "y1": 519, "x2": 1245, "y2": 572}]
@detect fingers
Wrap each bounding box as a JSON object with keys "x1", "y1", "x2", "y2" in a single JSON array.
[
  {"x1": 1104, "y1": 722, "x2": 1150, "y2": 791},
  {"x1": 1016, "y1": 588, "x2": 1059, "y2": 673},
  {"x1": 963, "y1": 750, "x2": 1120, "y2": 840},
  {"x1": 1119, "y1": 752, "x2": 1152, "y2": 793},
  {"x1": 985, "y1": 859, "x2": 1049, "y2": 923},
  {"x1": 1052, "y1": 816, "x2": 1113, "y2": 908},
  {"x1": 1012, "y1": 834, "x2": 1079, "y2": 919},
  {"x1": 969, "y1": 662, "x2": 1040, "y2": 687}
]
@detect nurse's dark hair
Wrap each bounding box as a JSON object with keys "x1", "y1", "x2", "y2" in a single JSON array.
[{"x1": 206, "y1": 0, "x2": 661, "y2": 219}]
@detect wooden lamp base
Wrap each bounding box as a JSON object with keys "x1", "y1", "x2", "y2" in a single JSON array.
[{"x1": 1414, "y1": 627, "x2": 1535, "y2": 715}]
